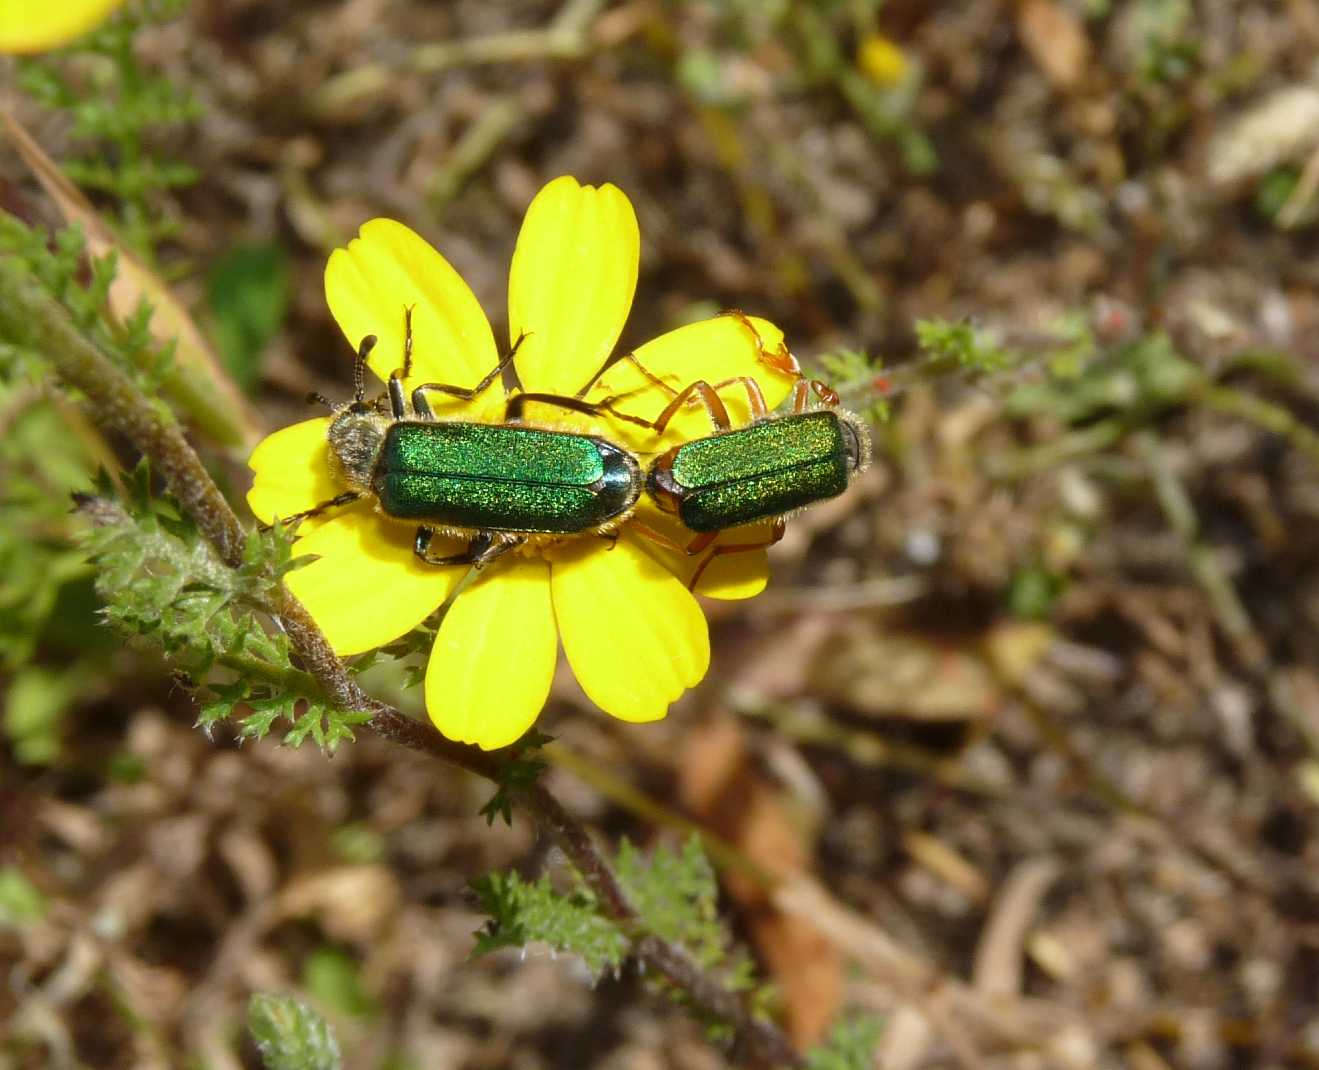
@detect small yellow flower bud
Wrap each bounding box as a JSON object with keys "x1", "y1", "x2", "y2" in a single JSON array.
[{"x1": 857, "y1": 32, "x2": 909, "y2": 88}]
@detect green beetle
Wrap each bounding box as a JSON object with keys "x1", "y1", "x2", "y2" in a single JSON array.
[
  {"x1": 562, "y1": 310, "x2": 871, "y2": 588},
  {"x1": 281, "y1": 310, "x2": 642, "y2": 569}
]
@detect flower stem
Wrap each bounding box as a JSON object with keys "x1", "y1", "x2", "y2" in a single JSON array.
[{"x1": 0, "y1": 253, "x2": 803, "y2": 1070}]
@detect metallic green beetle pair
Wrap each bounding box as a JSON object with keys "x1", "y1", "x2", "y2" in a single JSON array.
[{"x1": 287, "y1": 309, "x2": 870, "y2": 588}]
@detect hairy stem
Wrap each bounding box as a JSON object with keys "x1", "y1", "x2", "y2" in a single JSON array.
[
  {"x1": 0, "y1": 256, "x2": 247, "y2": 565},
  {"x1": 0, "y1": 254, "x2": 802, "y2": 1069}
]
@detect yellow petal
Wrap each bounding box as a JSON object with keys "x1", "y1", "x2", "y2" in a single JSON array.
[
  {"x1": 325, "y1": 219, "x2": 503, "y2": 421},
  {"x1": 425, "y1": 557, "x2": 557, "y2": 750},
  {"x1": 630, "y1": 506, "x2": 770, "y2": 601},
  {"x1": 246, "y1": 417, "x2": 337, "y2": 524},
  {"x1": 587, "y1": 314, "x2": 799, "y2": 451},
  {"x1": 0, "y1": 0, "x2": 125, "y2": 53},
  {"x1": 690, "y1": 547, "x2": 770, "y2": 599},
  {"x1": 508, "y1": 176, "x2": 639, "y2": 397},
  {"x1": 284, "y1": 505, "x2": 464, "y2": 657},
  {"x1": 551, "y1": 535, "x2": 709, "y2": 722}
]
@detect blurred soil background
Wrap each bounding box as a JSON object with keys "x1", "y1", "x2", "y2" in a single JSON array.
[{"x1": 5, "y1": 0, "x2": 1319, "y2": 1067}]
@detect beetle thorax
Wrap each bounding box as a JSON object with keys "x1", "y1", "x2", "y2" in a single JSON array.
[{"x1": 327, "y1": 407, "x2": 390, "y2": 492}]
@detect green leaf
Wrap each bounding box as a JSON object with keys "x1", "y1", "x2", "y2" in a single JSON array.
[
  {"x1": 208, "y1": 244, "x2": 290, "y2": 393},
  {"x1": 478, "y1": 730, "x2": 552, "y2": 826},
  {"x1": 301, "y1": 947, "x2": 377, "y2": 1020},
  {"x1": 805, "y1": 1015, "x2": 885, "y2": 1070},
  {"x1": 0, "y1": 866, "x2": 48, "y2": 928},
  {"x1": 616, "y1": 838, "x2": 726, "y2": 972},
  {"x1": 282, "y1": 705, "x2": 373, "y2": 753},
  {"x1": 470, "y1": 871, "x2": 628, "y2": 979},
  {"x1": 914, "y1": 318, "x2": 1012, "y2": 373},
  {"x1": 3, "y1": 666, "x2": 79, "y2": 766},
  {"x1": 248, "y1": 993, "x2": 342, "y2": 1070},
  {"x1": 616, "y1": 838, "x2": 767, "y2": 1036},
  {"x1": 1006, "y1": 564, "x2": 1065, "y2": 620},
  {"x1": 329, "y1": 823, "x2": 385, "y2": 865}
]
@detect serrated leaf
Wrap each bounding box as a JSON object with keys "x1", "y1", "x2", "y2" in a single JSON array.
[
  {"x1": 471, "y1": 871, "x2": 628, "y2": 978},
  {"x1": 248, "y1": 993, "x2": 342, "y2": 1070},
  {"x1": 617, "y1": 837, "x2": 729, "y2": 973},
  {"x1": 239, "y1": 698, "x2": 292, "y2": 742},
  {"x1": 478, "y1": 731, "x2": 552, "y2": 827}
]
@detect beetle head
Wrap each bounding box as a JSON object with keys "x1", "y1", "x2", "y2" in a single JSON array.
[{"x1": 327, "y1": 405, "x2": 390, "y2": 491}]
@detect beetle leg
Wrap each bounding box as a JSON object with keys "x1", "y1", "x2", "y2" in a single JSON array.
[
  {"x1": 649, "y1": 381, "x2": 732, "y2": 434},
  {"x1": 719, "y1": 307, "x2": 802, "y2": 378},
  {"x1": 629, "y1": 523, "x2": 718, "y2": 560},
  {"x1": 686, "y1": 519, "x2": 786, "y2": 591},
  {"x1": 720, "y1": 309, "x2": 841, "y2": 410},
  {"x1": 627, "y1": 521, "x2": 688, "y2": 554},
  {"x1": 260, "y1": 490, "x2": 361, "y2": 531},
  {"x1": 630, "y1": 520, "x2": 781, "y2": 591},
  {"x1": 582, "y1": 350, "x2": 770, "y2": 431},
  {"x1": 471, "y1": 535, "x2": 522, "y2": 569},
  {"x1": 504, "y1": 390, "x2": 654, "y2": 428},
  {"x1": 415, "y1": 526, "x2": 475, "y2": 565},
  {"x1": 410, "y1": 332, "x2": 529, "y2": 413},
  {"x1": 387, "y1": 373, "x2": 408, "y2": 419},
  {"x1": 413, "y1": 528, "x2": 523, "y2": 569}
]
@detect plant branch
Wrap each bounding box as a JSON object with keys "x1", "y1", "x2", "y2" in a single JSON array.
[
  {"x1": 0, "y1": 256, "x2": 247, "y2": 566},
  {"x1": 0, "y1": 254, "x2": 802, "y2": 1070}
]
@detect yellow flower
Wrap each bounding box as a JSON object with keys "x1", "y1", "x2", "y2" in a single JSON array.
[
  {"x1": 0, "y1": 0, "x2": 126, "y2": 53},
  {"x1": 248, "y1": 176, "x2": 798, "y2": 750},
  {"x1": 857, "y1": 32, "x2": 909, "y2": 88}
]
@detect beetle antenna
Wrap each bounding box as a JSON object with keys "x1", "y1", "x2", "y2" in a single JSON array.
[
  {"x1": 305, "y1": 391, "x2": 334, "y2": 409},
  {"x1": 354, "y1": 335, "x2": 377, "y2": 404},
  {"x1": 402, "y1": 305, "x2": 416, "y2": 380}
]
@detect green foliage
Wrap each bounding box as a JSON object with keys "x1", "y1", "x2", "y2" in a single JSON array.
[
  {"x1": 0, "y1": 866, "x2": 48, "y2": 928},
  {"x1": 1254, "y1": 168, "x2": 1318, "y2": 229},
  {"x1": 16, "y1": 0, "x2": 202, "y2": 260},
  {"x1": 471, "y1": 870, "x2": 630, "y2": 978},
  {"x1": 617, "y1": 838, "x2": 752, "y2": 988},
  {"x1": 473, "y1": 837, "x2": 764, "y2": 1028},
  {"x1": 0, "y1": 377, "x2": 102, "y2": 677},
  {"x1": 1128, "y1": 0, "x2": 1196, "y2": 85},
  {"x1": 1006, "y1": 564, "x2": 1065, "y2": 620},
  {"x1": 687, "y1": 0, "x2": 933, "y2": 172},
  {"x1": 0, "y1": 274, "x2": 123, "y2": 762},
  {"x1": 804, "y1": 1015, "x2": 885, "y2": 1070},
  {"x1": 478, "y1": 730, "x2": 552, "y2": 826},
  {"x1": 787, "y1": 4, "x2": 934, "y2": 174},
  {"x1": 80, "y1": 465, "x2": 368, "y2": 753},
  {"x1": 618, "y1": 838, "x2": 764, "y2": 1038},
  {"x1": 248, "y1": 993, "x2": 342, "y2": 1070},
  {"x1": 302, "y1": 947, "x2": 377, "y2": 1019},
  {"x1": 0, "y1": 216, "x2": 176, "y2": 400},
  {"x1": 82, "y1": 464, "x2": 284, "y2": 668},
  {"x1": 329, "y1": 822, "x2": 386, "y2": 865},
  {"x1": 4, "y1": 666, "x2": 80, "y2": 766},
  {"x1": 914, "y1": 318, "x2": 1014, "y2": 374},
  {"x1": 1005, "y1": 330, "x2": 1202, "y2": 425},
  {"x1": 812, "y1": 347, "x2": 890, "y2": 425},
  {"x1": 207, "y1": 244, "x2": 291, "y2": 394}
]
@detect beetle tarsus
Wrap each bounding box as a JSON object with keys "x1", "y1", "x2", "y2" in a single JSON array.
[{"x1": 414, "y1": 528, "x2": 524, "y2": 568}]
